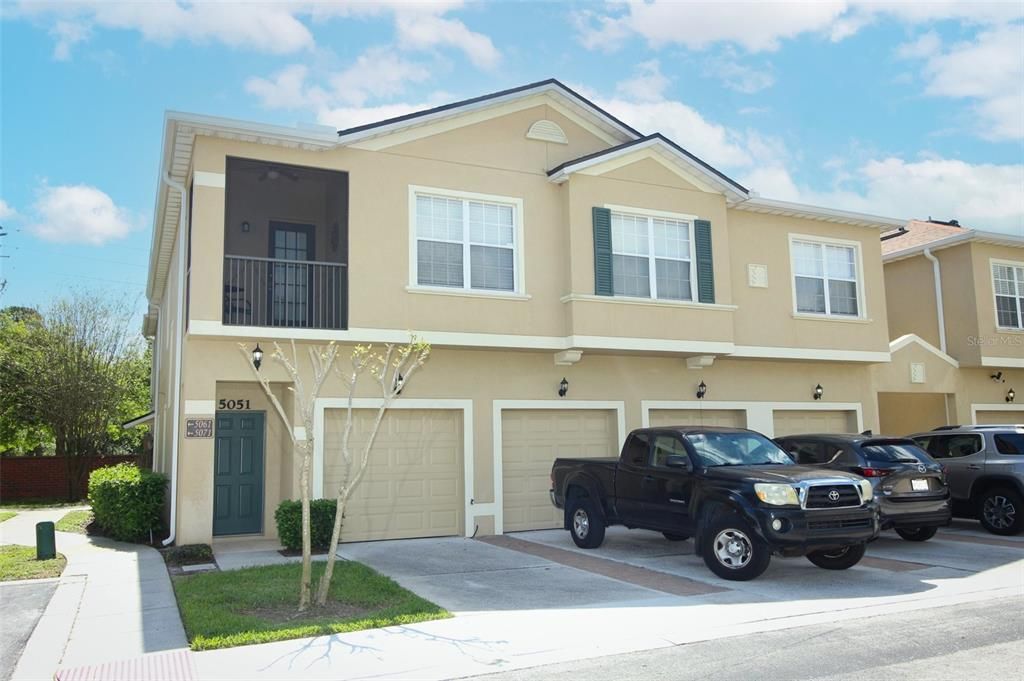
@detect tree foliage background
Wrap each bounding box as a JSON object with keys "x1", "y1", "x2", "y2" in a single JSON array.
[{"x1": 0, "y1": 293, "x2": 151, "y2": 460}]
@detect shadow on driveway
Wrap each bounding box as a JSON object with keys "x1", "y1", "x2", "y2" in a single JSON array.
[{"x1": 1, "y1": 580, "x2": 57, "y2": 681}]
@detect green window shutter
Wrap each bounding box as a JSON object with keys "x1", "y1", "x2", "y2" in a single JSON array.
[
  {"x1": 593, "y1": 207, "x2": 614, "y2": 296},
  {"x1": 694, "y1": 219, "x2": 715, "y2": 304}
]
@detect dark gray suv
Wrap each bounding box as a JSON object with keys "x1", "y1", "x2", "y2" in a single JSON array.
[{"x1": 909, "y1": 425, "x2": 1024, "y2": 536}]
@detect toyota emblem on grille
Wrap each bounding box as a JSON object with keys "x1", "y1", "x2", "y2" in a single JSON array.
[
  {"x1": 828, "y1": 489, "x2": 841, "y2": 502},
  {"x1": 917, "y1": 464, "x2": 926, "y2": 473}
]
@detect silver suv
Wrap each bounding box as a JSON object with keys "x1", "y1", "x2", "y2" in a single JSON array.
[{"x1": 909, "y1": 425, "x2": 1024, "y2": 535}]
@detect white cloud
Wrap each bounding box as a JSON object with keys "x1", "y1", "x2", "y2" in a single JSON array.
[
  {"x1": 394, "y1": 11, "x2": 500, "y2": 70},
  {"x1": 614, "y1": 59, "x2": 669, "y2": 102},
  {"x1": 740, "y1": 158, "x2": 1024, "y2": 235},
  {"x1": 575, "y1": 1, "x2": 848, "y2": 53},
  {"x1": 245, "y1": 64, "x2": 326, "y2": 111},
  {"x1": 704, "y1": 50, "x2": 775, "y2": 94},
  {"x1": 316, "y1": 101, "x2": 438, "y2": 130},
  {"x1": 899, "y1": 24, "x2": 1024, "y2": 141},
  {"x1": 329, "y1": 47, "x2": 433, "y2": 106},
  {"x1": 575, "y1": 1, "x2": 1023, "y2": 53},
  {"x1": 27, "y1": 184, "x2": 141, "y2": 245},
  {"x1": 13, "y1": 1, "x2": 500, "y2": 68},
  {"x1": 0, "y1": 199, "x2": 16, "y2": 221}
]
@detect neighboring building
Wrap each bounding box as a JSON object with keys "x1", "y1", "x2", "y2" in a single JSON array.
[
  {"x1": 873, "y1": 220, "x2": 1024, "y2": 435},
  {"x1": 146, "y1": 79, "x2": 909, "y2": 546}
]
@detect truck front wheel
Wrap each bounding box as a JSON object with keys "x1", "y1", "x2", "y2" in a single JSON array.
[
  {"x1": 568, "y1": 496, "x2": 605, "y2": 549},
  {"x1": 701, "y1": 513, "x2": 770, "y2": 581},
  {"x1": 806, "y1": 543, "x2": 866, "y2": 570}
]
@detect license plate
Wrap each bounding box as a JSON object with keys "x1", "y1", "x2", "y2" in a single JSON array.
[{"x1": 911, "y1": 478, "x2": 929, "y2": 491}]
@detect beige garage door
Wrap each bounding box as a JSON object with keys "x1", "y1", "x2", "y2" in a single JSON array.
[
  {"x1": 502, "y1": 409, "x2": 617, "y2": 532},
  {"x1": 322, "y1": 409, "x2": 462, "y2": 542},
  {"x1": 648, "y1": 409, "x2": 746, "y2": 429},
  {"x1": 975, "y1": 410, "x2": 1024, "y2": 425},
  {"x1": 773, "y1": 410, "x2": 857, "y2": 437}
]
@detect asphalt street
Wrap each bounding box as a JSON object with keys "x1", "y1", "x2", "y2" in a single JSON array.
[
  {"x1": 469, "y1": 595, "x2": 1024, "y2": 681},
  {"x1": 0, "y1": 581, "x2": 57, "y2": 681}
]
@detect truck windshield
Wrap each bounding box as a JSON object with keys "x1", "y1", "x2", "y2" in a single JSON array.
[{"x1": 685, "y1": 432, "x2": 794, "y2": 467}]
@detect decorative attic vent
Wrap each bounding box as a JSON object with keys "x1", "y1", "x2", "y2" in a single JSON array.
[{"x1": 526, "y1": 119, "x2": 568, "y2": 144}]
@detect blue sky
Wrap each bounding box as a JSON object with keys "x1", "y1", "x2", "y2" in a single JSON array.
[{"x1": 1, "y1": 1, "x2": 1022, "y2": 320}]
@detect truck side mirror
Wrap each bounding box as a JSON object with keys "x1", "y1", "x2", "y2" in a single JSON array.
[{"x1": 665, "y1": 455, "x2": 692, "y2": 471}]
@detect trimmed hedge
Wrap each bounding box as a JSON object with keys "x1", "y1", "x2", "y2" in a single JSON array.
[
  {"x1": 87, "y1": 463, "x2": 166, "y2": 542},
  {"x1": 275, "y1": 499, "x2": 338, "y2": 551}
]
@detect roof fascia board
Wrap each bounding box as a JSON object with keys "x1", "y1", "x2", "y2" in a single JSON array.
[
  {"x1": 549, "y1": 136, "x2": 747, "y2": 202},
  {"x1": 347, "y1": 92, "x2": 622, "y2": 152},
  {"x1": 736, "y1": 196, "x2": 905, "y2": 230},
  {"x1": 166, "y1": 110, "x2": 339, "y2": 148},
  {"x1": 336, "y1": 79, "x2": 641, "y2": 146},
  {"x1": 576, "y1": 147, "x2": 719, "y2": 194}
]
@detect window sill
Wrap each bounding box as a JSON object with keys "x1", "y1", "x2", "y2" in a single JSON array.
[
  {"x1": 995, "y1": 327, "x2": 1024, "y2": 335},
  {"x1": 560, "y1": 293, "x2": 737, "y2": 311},
  {"x1": 406, "y1": 286, "x2": 531, "y2": 301},
  {"x1": 793, "y1": 313, "x2": 872, "y2": 324}
]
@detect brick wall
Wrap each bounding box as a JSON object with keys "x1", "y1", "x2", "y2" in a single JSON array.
[{"x1": 0, "y1": 455, "x2": 139, "y2": 501}]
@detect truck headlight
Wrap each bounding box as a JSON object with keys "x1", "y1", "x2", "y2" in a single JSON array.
[
  {"x1": 754, "y1": 483, "x2": 799, "y2": 506},
  {"x1": 857, "y1": 479, "x2": 873, "y2": 502}
]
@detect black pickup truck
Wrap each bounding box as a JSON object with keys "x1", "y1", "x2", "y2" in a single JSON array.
[{"x1": 550, "y1": 426, "x2": 880, "y2": 580}]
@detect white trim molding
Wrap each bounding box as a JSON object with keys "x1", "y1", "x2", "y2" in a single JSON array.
[
  {"x1": 189, "y1": 320, "x2": 893, "y2": 363},
  {"x1": 492, "y1": 399, "x2": 627, "y2": 535},
  {"x1": 890, "y1": 334, "x2": 960, "y2": 368},
  {"x1": 788, "y1": 232, "x2": 868, "y2": 321},
  {"x1": 981, "y1": 356, "x2": 1024, "y2": 369},
  {"x1": 641, "y1": 400, "x2": 864, "y2": 439},
  {"x1": 560, "y1": 293, "x2": 737, "y2": 312},
  {"x1": 408, "y1": 184, "x2": 527, "y2": 297},
  {"x1": 970, "y1": 403, "x2": 1024, "y2": 424},
  {"x1": 312, "y1": 398, "x2": 476, "y2": 538},
  {"x1": 193, "y1": 171, "x2": 226, "y2": 188}
]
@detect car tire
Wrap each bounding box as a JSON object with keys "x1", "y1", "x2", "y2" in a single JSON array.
[
  {"x1": 567, "y1": 496, "x2": 605, "y2": 549},
  {"x1": 662, "y1": 532, "x2": 690, "y2": 541},
  {"x1": 701, "y1": 512, "x2": 770, "y2": 581},
  {"x1": 806, "y1": 543, "x2": 866, "y2": 570},
  {"x1": 895, "y1": 526, "x2": 938, "y2": 542},
  {"x1": 978, "y1": 487, "x2": 1024, "y2": 536}
]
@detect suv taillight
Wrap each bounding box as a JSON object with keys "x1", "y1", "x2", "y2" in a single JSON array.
[{"x1": 855, "y1": 467, "x2": 892, "y2": 478}]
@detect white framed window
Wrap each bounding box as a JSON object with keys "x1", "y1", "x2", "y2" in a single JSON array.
[
  {"x1": 992, "y1": 260, "x2": 1024, "y2": 329},
  {"x1": 610, "y1": 207, "x2": 695, "y2": 301},
  {"x1": 410, "y1": 186, "x2": 523, "y2": 295},
  {"x1": 789, "y1": 235, "x2": 863, "y2": 317}
]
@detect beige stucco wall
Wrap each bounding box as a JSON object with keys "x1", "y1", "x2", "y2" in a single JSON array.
[
  {"x1": 171, "y1": 336, "x2": 880, "y2": 544},
  {"x1": 883, "y1": 242, "x2": 1024, "y2": 368},
  {"x1": 727, "y1": 210, "x2": 890, "y2": 352},
  {"x1": 969, "y1": 242, "x2": 1024, "y2": 363},
  {"x1": 184, "y1": 99, "x2": 891, "y2": 357},
  {"x1": 883, "y1": 255, "x2": 940, "y2": 348},
  {"x1": 877, "y1": 393, "x2": 948, "y2": 436}
]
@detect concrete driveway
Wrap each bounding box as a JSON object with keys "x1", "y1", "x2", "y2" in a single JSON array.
[
  {"x1": 195, "y1": 519, "x2": 1023, "y2": 680},
  {"x1": 0, "y1": 580, "x2": 58, "y2": 681}
]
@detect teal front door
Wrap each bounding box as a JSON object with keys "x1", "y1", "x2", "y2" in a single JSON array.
[{"x1": 213, "y1": 411, "x2": 265, "y2": 536}]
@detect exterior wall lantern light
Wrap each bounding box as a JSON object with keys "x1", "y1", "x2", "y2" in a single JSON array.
[
  {"x1": 558, "y1": 377, "x2": 569, "y2": 397},
  {"x1": 696, "y1": 380, "x2": 707, "y2": 400},
  {"x1": 1008, "y1": 388, "x2": 1016, "y2": 404},
  {"x1": 813, "y1": 384, "x2": 824, "y2": 400},
  {"x1": 252, "y1": 343, "x2": 263, "y2": 371}
]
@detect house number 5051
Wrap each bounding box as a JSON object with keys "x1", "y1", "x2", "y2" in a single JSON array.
[{"x1": 218, "y1": 399, "x2": 251, "y2": 410}]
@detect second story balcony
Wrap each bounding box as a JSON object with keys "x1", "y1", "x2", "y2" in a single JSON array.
[{"x1": 221, "y1": 157, "x2": 349, "y2": 330}]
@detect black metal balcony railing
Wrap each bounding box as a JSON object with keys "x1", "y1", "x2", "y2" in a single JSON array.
[{"x1": 223, "y1": 255, "x2": 346, "y2": 329}]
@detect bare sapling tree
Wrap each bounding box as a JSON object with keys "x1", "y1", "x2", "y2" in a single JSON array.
[
  {"x1": 239, "y1": 339, "x2": 341, "y2": 611},
  {"x1": 313, "y1": 337, "x2": 431, "y2": 606}
]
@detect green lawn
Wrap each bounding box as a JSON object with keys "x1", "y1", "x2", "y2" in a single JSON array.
[
  {"x1": 173, "y1": 560, "x2": 450, "y2": 650},
  {"x1": 55, "y1": 510, "x2": 93, "y2": 534},
  {"x1": 0, "y1": 545, "x2": 66, "y2": 581},
  {"x1": 0, "y1": 511, "x2": 15, "y2": 523}
]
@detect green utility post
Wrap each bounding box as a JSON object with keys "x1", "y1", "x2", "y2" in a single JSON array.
[{"x1": 36, "y1": 521, "x2": 56, "y2": 560}]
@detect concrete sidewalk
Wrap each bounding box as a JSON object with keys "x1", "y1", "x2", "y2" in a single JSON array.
[{"x1": 1, "y1": 508, "x2": 189, "y2": 680}]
